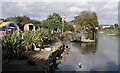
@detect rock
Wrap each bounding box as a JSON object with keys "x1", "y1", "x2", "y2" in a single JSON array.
[{"x1": 45, "y1": 47, "x2": 52, "y2": 51}]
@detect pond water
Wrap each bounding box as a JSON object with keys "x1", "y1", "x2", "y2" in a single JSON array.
[{"x1": 56, "y1": 33, "x2": 119, "y2": 72}]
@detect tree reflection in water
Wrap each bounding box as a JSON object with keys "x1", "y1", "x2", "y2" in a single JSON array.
[
  {"x1": 80, "y1": 43, "x2": 97, "y2": 55},
  {"x1": 75, "y1": 33, "x2": 98, "y2": 55}
]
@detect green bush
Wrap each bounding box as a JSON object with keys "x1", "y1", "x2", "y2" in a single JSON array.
[{"x1": 1, "y1": 28, "x2": 52, "y2": 59}]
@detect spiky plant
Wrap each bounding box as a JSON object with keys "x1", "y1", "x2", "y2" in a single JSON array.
[
  {"x1": 23, "y1": 28, "x2": 51, "y2": 50},
  {"x1": 22, "y1": 31, "x2": 39, "y2": 50},
  {"x1": 1, "y1": 31, "x2": 25, "y2": 59}
]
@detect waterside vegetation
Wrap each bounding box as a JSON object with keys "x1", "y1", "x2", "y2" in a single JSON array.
[{"x1": 1, "y1": 11, "x2": 119, "y2": 72}]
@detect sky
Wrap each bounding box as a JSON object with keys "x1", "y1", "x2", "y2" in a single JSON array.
[{"x1": 0, "y1": 0, "x2": 119, "y2": 25}]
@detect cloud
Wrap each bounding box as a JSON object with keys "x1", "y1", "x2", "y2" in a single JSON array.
[
  {"x1": 0, "y1": 3, "x2": 2, "y2": 17},
  {"x1": 1, "y1": 0, "x2": 119, "y2": 2},
  {"x1": 103, "y1": 2, "x2": 118, "y2": 9},
  {"x1": 1, "y1": 2, "x2": 118, "y2": 24},
  {"x1": 68, "y1": 7, "x2": 83, "y2": 13}
]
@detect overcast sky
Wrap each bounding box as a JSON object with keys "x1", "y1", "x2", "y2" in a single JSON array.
[{"x1": 0, "y1": 0, "x2": 119, "y2": 25}]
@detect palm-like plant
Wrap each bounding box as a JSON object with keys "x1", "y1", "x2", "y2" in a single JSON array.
[
  {"x1": 1, "y1": 28, "x2": 52, "y2": 59},
  {"x1": 2, "y1": 31, "x2": 25, "y2": 59},
  {"x1": 23, "y1": 31, "x2": 40, "y2": 50},
  {"x1": 23, "y1": 28, "x2": 51, "y2": 50}
]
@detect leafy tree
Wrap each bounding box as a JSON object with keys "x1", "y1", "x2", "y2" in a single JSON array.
[
  {"x1": 62, "y1": 21, "x2": 74, "y2": 32},
  {"x1": 110, "y1": 25, "x2": 114, "y2": 29},
  {"x1": 114, "y1": 23, "x2": 119, "y2": 28},
  {"x1": 74, "y1": 11, "x2": 99, "y2": 32},
  {"x1": 42, "y1": 13, "x2": 62, "y2": 29},
  {"x1": 64, "y1": 24, "x2": 74, "y2": 32}
]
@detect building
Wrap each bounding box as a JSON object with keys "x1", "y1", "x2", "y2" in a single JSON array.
[{"x1": 99, "y1": 25, "x2": 111, "y2": 29}]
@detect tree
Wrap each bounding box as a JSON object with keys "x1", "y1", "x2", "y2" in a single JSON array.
[
  {"x1": 114, "y1": 23, "x2": 119, "y2": 28},
  {"x1": 110, "y1": 25, "x2": 114, "y2": 29},
  {"x1": 30, "y1": 19, "x2": 41, "y2": 29},
  {"x1": 74, "y1": 11, "x2": 99, "y2": 32},
  {"x1": 56, "y1": 21, "x2": 74, "y2": 32},
  {"x1": 42, "y1": 13, "x2": 62, "y2": 29}
]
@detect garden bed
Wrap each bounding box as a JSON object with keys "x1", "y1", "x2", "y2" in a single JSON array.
[{"x1": 2, "y1": 40, "x2": 66, "y2": 72}]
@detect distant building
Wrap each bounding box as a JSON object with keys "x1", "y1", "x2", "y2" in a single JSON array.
[
  {"x1": 95, "y1": 27, "x2": 99, "y2": 30},
  {"x1": 99, "y1": 25, "x2": 111, "y2": 29}
]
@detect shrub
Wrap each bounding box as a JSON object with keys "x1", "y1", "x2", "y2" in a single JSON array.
[
  {"x1": 1, "y1": 31, "x2": 25, "y2": 59},
  {"x1": 23, "y1": 28, "x2": 51, "y2": 50}
]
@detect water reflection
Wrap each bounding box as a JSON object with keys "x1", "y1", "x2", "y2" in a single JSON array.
[
  {"x1": 56, "y1": 33, "x2": 118, "y2": 71},
  {"x1": 73, "y1": 33, "x2": 98, "y2": 55},
  {"x1": 73, "y1": 42, "x2": 97, "y2": 55},
  {"x1": 80, "y1": 43, "x2": 97, "y2": 55}
]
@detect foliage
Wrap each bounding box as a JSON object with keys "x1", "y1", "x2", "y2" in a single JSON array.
[
  {"x1": 110, "y1": 25, "x2": 114, "y2": 29},
  {"x1": 114, "y1": 23, "x2": 119, "y2": 28},
  {"x1": 1, "y1": 31, "x2": 25, "y2": 59},
  {"x1": 5, "y1": 14, "x2": 73, "y2": 32},
  {"x1": 64, "y1": 24, "x2": 74, "y2": 32},
  {"x1": 5, "y1": 16, "x2": 41, "y2": 30},
  {"x1": 74, "y1": 11, "x2": 99, "y2": 32},
  {"x1": 23, "y1": 28, "x2": 51, "y2": 50},
  {"x1": 42, "y1": 13, "x2": 74, "y2": 32},
  {"x1": 42, "y1": 13, "x2": 62, "y2": 29},
  {"x1": 118, "y1": 27, "x2": 120, "y2": 35},
  {"x1": 1, "y1": 28, "x2": 51, "y2": 59},
  {"x1": 57, "y1": 21, "x2": 74, "y2": 32}
]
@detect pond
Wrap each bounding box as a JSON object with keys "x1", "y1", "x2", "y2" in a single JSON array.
[{"x1": 55, "y1": 33, "x2": 119, "y2": 72}]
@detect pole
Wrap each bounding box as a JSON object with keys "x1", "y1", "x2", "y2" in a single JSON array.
[
  {"x1": 62, "y1": 15, "x2": 66, "y2": 34},
  {"x1": 62, "y1": 20, "x2": 64, "y2": 34}
]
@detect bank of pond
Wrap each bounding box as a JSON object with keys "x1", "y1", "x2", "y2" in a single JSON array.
[{"x1": 2, "y1": 41, "x2": 70, "y2": 72}]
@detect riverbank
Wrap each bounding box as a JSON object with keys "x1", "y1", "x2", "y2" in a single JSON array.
[
  {"x1": 2, "y1": 40, "x2": 68, "y2": 72},
  {"x1": 99, "y1": 29, "x2": 119, "y2": 35}
]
